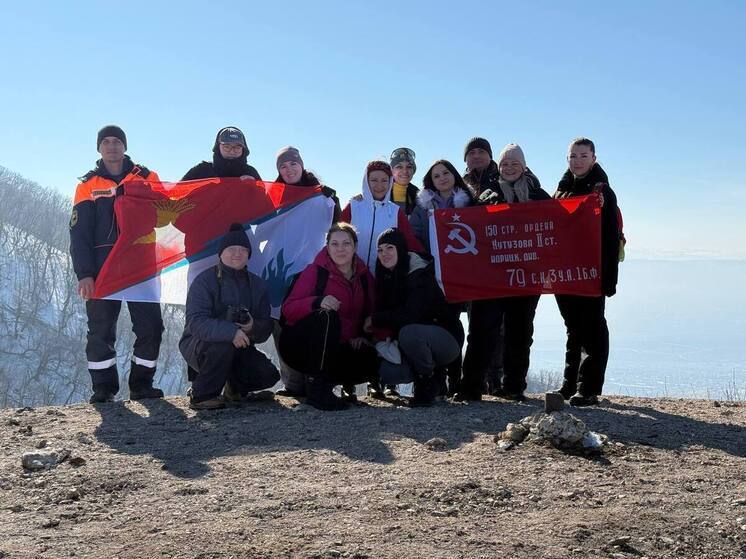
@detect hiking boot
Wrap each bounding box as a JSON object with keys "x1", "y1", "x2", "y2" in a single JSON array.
[
  {"x1": 245, "y1": 390, "x2": 275, "y2": 402},
  {"x1": 129, "y1": 386, "x2": 164, "y2": 400},
  {"x1": 383, "y1": 384, "x2": 400, "y2": 397},
  {"x1": 367, "y1": 381, "x2": 385, "y2": 399},
  {"x1": 341, "y1": 384, "x2": 358, "y2": 404},
  {"x1": 89, "y1": 390, "x2": 116, "y2": 404},
  {"x1": 128, "y1": 363, "x2": 162, "y2": 400},
  {"x1": 305, "y1": 375, "x2": 348, "y2": 411},
  {"x1": 569, "y1": 393, "x2": 599, "y2": 407},
  {"x1": 502, "y1": 391, "x2": 526, "y2": 402},
  {"x1": 451, "y1": 388, "x2": 482, "y2": 402},
  {"x1": 411, "y1": 376, "x2": 437, "y2": 407},
  {"x1": 189, "y1": 396, "x2": 226, "y2": 411},
  {"x1": 222, "y1": 382, "x2": 242, "y2": 403},
  {"x1": 490, "y1": 385, "x2": 507, "y2": 398},
  {"x1": 558, "y1": 382, "x2": 577, "y2": 400}
]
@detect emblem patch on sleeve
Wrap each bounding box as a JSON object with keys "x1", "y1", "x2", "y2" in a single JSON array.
[{"x1": 69, "y1": 208, "x2": 78, "y2": 229}]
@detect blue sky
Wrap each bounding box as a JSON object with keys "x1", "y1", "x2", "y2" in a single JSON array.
[{"x1": 1, "y1": 0, "x2": 744, "y2": 259}]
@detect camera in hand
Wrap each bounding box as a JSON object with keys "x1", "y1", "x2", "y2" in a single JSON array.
[{"x1": 226, "y1": 306, "x2": 252, "y2": 324}]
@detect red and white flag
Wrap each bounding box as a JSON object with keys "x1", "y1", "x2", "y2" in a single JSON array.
[
  {"x1": 429, "y1": 195, "x2": 602, "y2": 302},
  {"x1": 93, "y1": 177, "x2": 333, "y2": 317}
]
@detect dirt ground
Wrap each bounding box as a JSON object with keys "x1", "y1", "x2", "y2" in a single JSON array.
[{"x1": 0, "y1": 394, "x2": 744, "y2": 559}]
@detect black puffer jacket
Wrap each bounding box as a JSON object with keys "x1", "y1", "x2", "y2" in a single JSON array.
[
  {"x1": 182, "y1": 154, "x2": 262, "y2": 181},
  {"x1": 555, "y1": 163, "x2": 619, "y2": 296},
  {"x1": 371, "y1": 252, "x2": 458, "y2": 337}
]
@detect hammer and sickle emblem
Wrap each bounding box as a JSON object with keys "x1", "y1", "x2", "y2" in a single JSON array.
[{"x1": 444, "y1": 221, "x2": 478, "y2": 255}]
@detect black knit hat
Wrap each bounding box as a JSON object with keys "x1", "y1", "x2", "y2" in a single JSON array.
[
  {"x1": 218, "y1": 223, "x2": 252, "y2": 256},
  {"x1": 463, "y1": 137, "x2": 492, "y2": 161},
  {"x1": 97, "y1": 125, "x2": 127, "y2": 150},
  {"x1": 377, "y1": 227, "x2": 409, "y2": 253},
  {"x1": 213, "y1": 126, "x2": 249, "y2": 156},
  {"x1": 376, "y1": 227, "x2": 410, "y2": 275}
]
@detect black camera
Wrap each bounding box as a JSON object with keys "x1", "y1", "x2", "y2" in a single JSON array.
[{"x1": 226, "y1": 306, "x2": 252, "y2": 324}]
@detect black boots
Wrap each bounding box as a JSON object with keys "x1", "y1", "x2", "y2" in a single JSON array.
[
  {"x1": 410, "y1": 374, "x2": 438, "y2": 407},
  {"x1": 128, "y1": 363, "x2": 164, "y2": 400},
  {"x1": 569, "y1": 393, "x2": 599, "y2": 407},
  {"x1": 89, "y1": 367, "x2": 119, "y2": 404},
  {"x1": 559, "y1": 381, "x2": 577, "y2": 400},
  {"x1": 305, "y1": 374, "x2": 348, "y2": 411}
]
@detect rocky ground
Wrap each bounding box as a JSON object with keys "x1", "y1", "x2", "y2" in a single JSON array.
[{"x1": 0, "y1": 394, "x2": 744, "y2": 559}]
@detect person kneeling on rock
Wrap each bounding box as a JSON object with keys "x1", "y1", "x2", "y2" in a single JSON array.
[{"x1": 179, "y1": 223, "x2": 279, "y2": 410}]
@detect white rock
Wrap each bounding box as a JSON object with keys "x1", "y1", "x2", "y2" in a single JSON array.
[{"x1": 21, "y1": 450, "x2": 64, "y2": 471}]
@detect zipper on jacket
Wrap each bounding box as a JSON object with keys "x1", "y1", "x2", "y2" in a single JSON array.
[{"x1": 366, "y1": 204, "x2": 377, "y2": 267}]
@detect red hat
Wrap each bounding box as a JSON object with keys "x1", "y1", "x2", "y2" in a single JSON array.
[{"x1": 366, "y1": 160, "x2": 392, "y2": 178}]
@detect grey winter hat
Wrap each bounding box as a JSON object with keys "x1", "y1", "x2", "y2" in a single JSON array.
[
  {"x1": 389, "y1": 147, "x2": 416, "y2": 173},
  {"x1": 276, "y1": 146, "x2": 304, "y2": 171},
  {"x1": 97, "y1": 125, "x2": 127, "y2": 150},
  {"x1": 213, "y1": 126, "x2": 249, "y2": 155},
  {"x1": 218, "y1": 223, "x2": 252, "y2": 256},
  {"x1": 497, "y1": 143, "x2": 526, "y2": 168},
  {"x1": 464, "y1": 137, "x2": 492, "y2": 161}
]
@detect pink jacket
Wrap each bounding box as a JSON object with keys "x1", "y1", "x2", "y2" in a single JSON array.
[{"x1": 281, "y1": 248, "x2": 375, "y2": 342}]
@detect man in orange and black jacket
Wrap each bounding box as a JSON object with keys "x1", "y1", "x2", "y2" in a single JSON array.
[{"x1": 70, "y1": 125, "x2": 164, "y2": 403}]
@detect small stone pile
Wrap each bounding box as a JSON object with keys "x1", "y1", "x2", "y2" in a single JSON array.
[{"x1": 496, "y1": 393, "x2": 608, "y2": 453}]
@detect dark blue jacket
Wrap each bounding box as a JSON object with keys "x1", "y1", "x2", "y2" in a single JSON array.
[
  {"x1": 179, "y1": 263, "x2": 273, "y2": 359},
  {"x1": 69, "y1": 156, "x2": 156, "y2": 280}
]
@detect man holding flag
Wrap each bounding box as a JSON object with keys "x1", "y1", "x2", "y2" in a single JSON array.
[{"x1": 69, "y1": 125, "x2": 164, "y2": 403}]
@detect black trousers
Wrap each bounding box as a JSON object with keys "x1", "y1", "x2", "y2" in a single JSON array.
[
  {"x1": 186, "y1": 341, "x2": 279, "y2": 402},
  {"x1": 85, "y1": 299, "x2": 163, "y2": 391},
  {"x1": 555, "y1": 295, "x2": 609, "y2": 396},
  {"x1": 462, "y1": 296, "x2": 540, "y2": 395},
  {"x1": 279, "y1": 311, "x2": 379, "y2": 386}
]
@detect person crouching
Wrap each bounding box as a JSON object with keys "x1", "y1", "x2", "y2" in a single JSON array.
[
  {"x1": 279, "y1": 223, "x2": 379, "y2": 411},
  {"x1": 368, "y1": 228, "x2": 461, "y2": 406},
  {"x1": 179, "y1": 223, "x2": 279, "y2": 410}
]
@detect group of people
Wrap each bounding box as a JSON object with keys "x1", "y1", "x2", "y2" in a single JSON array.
[{"x1": 70, "y1": 125, "x2": 622, "y2": 411}]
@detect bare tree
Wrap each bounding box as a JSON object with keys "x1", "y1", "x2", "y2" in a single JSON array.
[{"x1": 0, "y1": 165, "x2": 188, "y2": 408}]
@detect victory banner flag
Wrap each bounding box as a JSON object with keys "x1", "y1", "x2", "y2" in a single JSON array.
[
  {"x1": 429, "y1": 195, "x2": 602, "y2": 303},
  {"x1": 93, "y1": 177, "x2": 333, "y2": 317}
]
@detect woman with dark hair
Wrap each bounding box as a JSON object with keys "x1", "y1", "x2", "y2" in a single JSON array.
[
  {"x1": 275, "y1": 146, "x2": 341, "y2": 222},
  {"x1": 408, "y1": 159, "x2": 474, "y2": 396},
  {"x1": 279, "y1": 222, "x2": 379, "y2": 410},
  {"x1": 410, "y1": 159, "x2": 475, "y2": 251},
  {"x1": 367, "y1": 228, "x2": 461, "y2": 406}
]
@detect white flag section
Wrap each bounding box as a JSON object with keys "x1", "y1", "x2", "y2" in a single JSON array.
[
  {"x1": 104, "y1": 194, "x2": 334, "y2": 316},
  {"x1": 254, "y1": 195, "x2": 334, "y2": 318}
]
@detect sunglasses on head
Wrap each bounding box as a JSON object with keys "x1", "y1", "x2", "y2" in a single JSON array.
[{"x1": 391, "y1": 147, "x2": 415, "y2": 160}]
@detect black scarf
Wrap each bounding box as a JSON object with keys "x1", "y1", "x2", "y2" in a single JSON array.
[{"x1": 212, "y1": 153, "x2": 252, "y2": 177}]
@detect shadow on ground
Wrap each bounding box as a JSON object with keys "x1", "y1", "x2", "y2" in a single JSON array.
[
  {"x1": 92, "y1": 396, "x2": 540, "y2": 478},
  {"x1": 92, "y1": 395, "x2": 745, "y2": 480}
]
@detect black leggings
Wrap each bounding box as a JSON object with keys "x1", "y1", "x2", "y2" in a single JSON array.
[{"x1": 279, "y1": 310, "x2": 379, "y2": 385}]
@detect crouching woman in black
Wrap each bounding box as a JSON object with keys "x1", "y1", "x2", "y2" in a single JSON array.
[
  {"x1": 367, "y1": 228, "x2": 461, "y2": 406},
  {"x1": 179, "y1": 224, "x2": 280, "y2": 410},
  {"x1": 279, "y1": 222, "x2": 379, "y2": 411}
]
